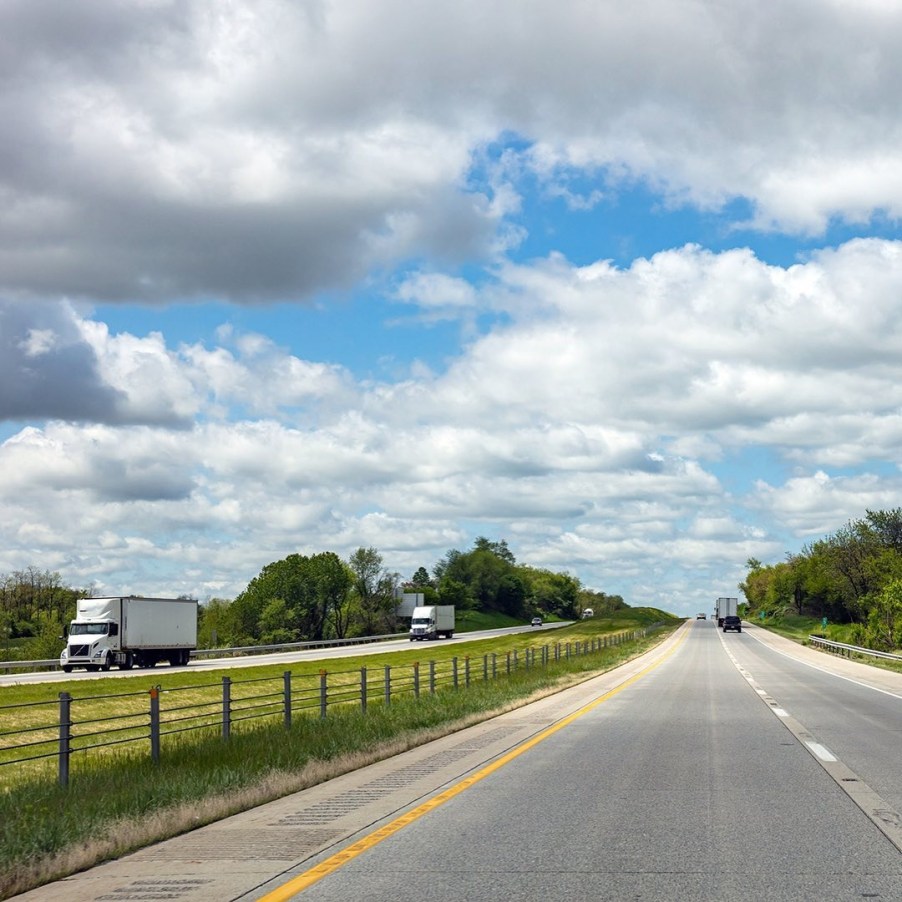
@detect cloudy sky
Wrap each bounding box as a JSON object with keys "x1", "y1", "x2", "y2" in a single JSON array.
[{"x1": 2, "y1": 0, "x2": 902, "y2": 617}]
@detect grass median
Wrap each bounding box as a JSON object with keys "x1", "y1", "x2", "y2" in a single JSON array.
[{"x1": 0, "y1": 608, "x2": 681, "y2": 899}]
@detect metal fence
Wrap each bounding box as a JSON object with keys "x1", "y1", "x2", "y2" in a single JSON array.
[
  {"x1": 808, "y1": 635, "x2": 902, "y2": 663},
  {"x1": 0, "y1": 627, "x2": 660, "y2": 787}
]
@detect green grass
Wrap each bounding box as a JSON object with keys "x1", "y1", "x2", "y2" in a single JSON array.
[
  {"x1": 752, "y1": 613, "x2": 833, "y2": 642},
  {"x1": 753, "y1": 612, "x2": 859, "y2": 644},
  {"x1": 0, "y1": 608, "x2": 680, "y2": 898},
  {"x1": 454, "y1": 608, "x2": 527, "y2": 630}
]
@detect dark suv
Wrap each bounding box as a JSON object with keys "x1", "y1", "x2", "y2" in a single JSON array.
[{"x1": 722, "y1": 615, "x2": 742, "y2": 633}]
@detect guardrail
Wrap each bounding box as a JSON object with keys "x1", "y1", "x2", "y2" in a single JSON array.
[
  {"x1": 808, "y1": 635, "x2": 902, "y2": 663},
  {"x1": 0, "y1": 631, "x2": 409, "y2": 673},
  {"x1": 0, "y1": 625, "x2": 664, "y2": 787}
]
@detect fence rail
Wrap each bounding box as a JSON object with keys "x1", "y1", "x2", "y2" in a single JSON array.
[
  {"x1": 808, "y1": 635, "x2": 902, "y2": 663},
  {"x1": 0, "y1": 625, "x2": 663, "y2": 787}
]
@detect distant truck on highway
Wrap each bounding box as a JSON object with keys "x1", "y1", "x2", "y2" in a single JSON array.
[
  {"x1": 60, "y1": 596, "x2": 198, "y2": 672},
  {"x1": 409, "y1": 605, "x2": 455, "y2": 640},
  {"x1": 715, "y1": 597, "x2": 738, "y2": 627}
]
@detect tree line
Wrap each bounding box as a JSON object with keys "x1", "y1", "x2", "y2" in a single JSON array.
[
  {"x1": 739, "y1": 508, "x2": 902, "y2": 650},
  {"x1": 0, "y1": 538, "x2": 625, "y2": 660}
]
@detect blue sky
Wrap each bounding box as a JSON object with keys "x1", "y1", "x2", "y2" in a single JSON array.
[{"x1": 3, "y1": 1, "x2": 902, "y2": 617}]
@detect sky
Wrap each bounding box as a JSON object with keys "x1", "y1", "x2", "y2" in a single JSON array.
[{"x1": 3, "y1": 0, "x2": 902, "y2": 618}]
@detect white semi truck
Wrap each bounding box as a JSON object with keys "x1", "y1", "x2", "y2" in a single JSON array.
[
  {"x1": 409, "y1": 605, "x2": 455, "y2": 640},
  {"x1": 715, "y1": 596, "x2": 738, "y2": 627},
  {"x1": 60, "y1": 596, "x2": 198, "y2": 672}
]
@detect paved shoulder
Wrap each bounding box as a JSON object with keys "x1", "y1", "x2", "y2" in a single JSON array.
[{"x1": 742, "y1": 622, "x2": 902, "y2": 697}]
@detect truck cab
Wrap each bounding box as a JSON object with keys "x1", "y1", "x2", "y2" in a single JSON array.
[{"x1": 61, "y1": 618, "x2": 120, "y2": 672}]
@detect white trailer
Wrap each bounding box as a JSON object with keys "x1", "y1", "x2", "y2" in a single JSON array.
[
  {"x1": 409, "y1": 605, "x2": 455, "y2": 640},
  {"x1": 715, "y1": 597, "x2": 738, "y2": 627},
  {"x1": 60, "y1": 596, "x2": 198, "y2": 672}
]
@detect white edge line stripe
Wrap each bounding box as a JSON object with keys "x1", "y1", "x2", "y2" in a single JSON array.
[{"x1": 804, "y1": 741, "x2": 837, "y2": 762}]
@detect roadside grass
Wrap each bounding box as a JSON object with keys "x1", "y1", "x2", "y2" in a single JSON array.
[
  {"x1": 753, "y1": 613, "x2": 840, "y2": 643},
  {"x1": 454, "y1": 609, "x2": 527, "y2": 630},
  {"x1": 0, "y1": 609, "x2": 680, "y2": 899}
]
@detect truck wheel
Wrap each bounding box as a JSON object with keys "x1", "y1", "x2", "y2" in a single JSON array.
[
  {"x1": 101, "y1": 656, "x2": 111, "y2": 672},
  {"x1": 62, "y1": 666, "x2": 73, "y2": 673},
  {"x1": 120, "y1": 654, "x2": 133, "y2": 670}
]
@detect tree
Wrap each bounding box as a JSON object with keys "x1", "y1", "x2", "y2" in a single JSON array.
[
  {"x1": 197, "y1": 597, "x2": 240, "y2": 648},
  {"x1": 348, "y1": 547, "x2": 399, "y2": 636},
  {"x1": 866, "y1": 578, "x2": 902, "y2": 650},
  {"x1": 258, "y1": 598, "x2": 296, "y2": 645},
  {"x1": 232, "y1": 552, "x2": 351, "y2": 642},
  {"x1": 520, "y1": 566, "x2": 581, "y2": 618},
  {"x1": 433, "y1": 539, "x2": 521, "y2": 615},
  {"x1": 409, "y1": 566, "x2": 433, "y2": 588},
  {"x1": 473, "y1": 537, "x2": 516, "y2": 564},
  {"x1": 865, "y1": 509, "x2": 902, "y2": 553}
]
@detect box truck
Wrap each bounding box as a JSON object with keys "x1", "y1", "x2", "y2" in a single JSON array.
[
  {"x1": 715, "y1": 597, "x2": 738, "y2": 627},
  {"x1": 60, "y1": 596, "x2": 198, "y2": 672},
  {"x1": 409, "y1": 605, "x2": 455, "y2": 640}
]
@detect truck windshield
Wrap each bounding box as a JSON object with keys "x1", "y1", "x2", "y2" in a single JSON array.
[
  {"x1": 69, "y1": 623, "x2": 109, "y2": 636},
  {"x1": 411, "y1": 617, "x2": 431, "y2": 625}
]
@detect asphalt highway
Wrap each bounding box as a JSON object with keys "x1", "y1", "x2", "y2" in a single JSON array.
[{"x1": 11, "y1": 620, "x2": 902, "y2": 902}]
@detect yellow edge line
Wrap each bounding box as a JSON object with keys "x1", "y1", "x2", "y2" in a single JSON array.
[{"x1": 261, "y1": 627, "x2": 688, "y2": 900}]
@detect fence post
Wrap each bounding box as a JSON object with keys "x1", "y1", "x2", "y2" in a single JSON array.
[
  {"x1": 413, "y1": 662, "x2": 420, "y2": 699},
  {"x1": 429, "y1": 660, "x2": 436, "y2": 695},
  {"x1": 361, "y1": 666, "x2": 367, "y2": 713},
  {"x1": 452, "y1": 657, "x2": 458, "y2": 689},
  {"x1": 58, "y1": 691, "x2": 71, "y2": 788},
  {"x1": 222, "y1": 676, "x2": 231, "y2": 741},
  {"x1": 483, "y1": 654, "x2": 488, "y2": 682},
  {"x1": 384, "y1": 665, "x2": 391, "y2": 706},
  {"x1": 513, "y1": 649, "x2": 518, "y2": 671},
  {"x1": 492, "y1": 652, "x2": 497, "y2": 679},
  {"x1": 506, "y1": 651, "x2": 511, "y2": 676},
  {"x1": 319, "y1": 670, "x2": 328, "y2": 718},
  {"x1": 283, "y1": 671, "x2": 292, "y2": 730},
  {"x1": 465, "y1": 656, "x2": 470, "y2": 687},
  {"x1": 149, "y1": 686, "x2": 160, "y2": 763}
]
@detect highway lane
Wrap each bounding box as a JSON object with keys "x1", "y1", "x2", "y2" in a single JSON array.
[
  {"x1": 263, "y1": 618, "x2": 902, "y2": 901},
  {"x1": 0, "y1": 622, "x2": 570, "y2": 687},
  {"x1": 727, "y1": 623, "x2": 902, "y2": 820}
]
